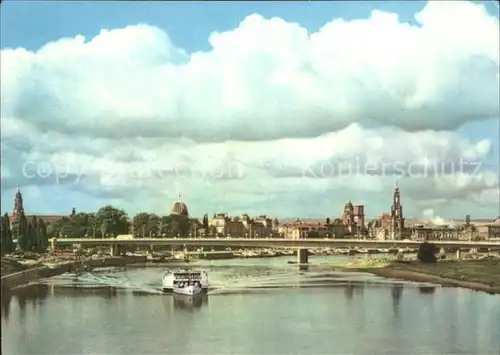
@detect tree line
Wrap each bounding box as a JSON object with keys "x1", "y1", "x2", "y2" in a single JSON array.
[
  {"x1": 52, "y1": 205, "x2": 204, "y2": 238},
  {"x1": 1, "y1": 212, "x2": 49, "y2": 255},
  {"x1": 0, "y1": 205, "x2": 210, "y2": 255}
]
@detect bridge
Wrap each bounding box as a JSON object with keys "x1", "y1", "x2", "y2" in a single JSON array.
[
  {"x1": 50, "y1": 237, "x2": 500, "y2": 249},
  {"x1": 50, "y1": 237, "x2": 500, "y2": 269}
]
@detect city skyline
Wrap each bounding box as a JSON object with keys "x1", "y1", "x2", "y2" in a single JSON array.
[
  {"x1": 4, "y1": 184, "x2": 497, "y2": 225},
  {"x1": 1, "y1": 1, "x2": 499, "y2": 219}
]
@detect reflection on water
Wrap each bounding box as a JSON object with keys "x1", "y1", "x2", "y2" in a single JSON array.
[
  {"x1": 173, "y1": 293, "x2": 209, "y2": 309},
  {"x1": 2, "y1": 285, "x2": 49, "y2": 318},
  {"x1": 419, "y1": 286, "x2": 436, "y2": 294},
  {"x1": 1, "y1": 257, "x2": 499, "y2": 355},
  {"x1": 1, "y1": 288, "x2": 12, "y2": 321},
  {"x1": 344, "y1": 283, "x2": 354, "y2": 300},
  {"x1": 391, "y1": 283, "x2": 403, "y2": 316}
]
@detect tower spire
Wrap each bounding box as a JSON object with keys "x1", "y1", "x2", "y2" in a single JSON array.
[{"x1": 13, "y1": 185, "x2": 24, "y2": 216}]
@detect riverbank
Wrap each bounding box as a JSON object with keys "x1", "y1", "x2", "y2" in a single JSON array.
[
  {"x1": 1, "y1": 255, "x2": 147, "y2": 289},
  {"x1": 323, "y1": 259, "x2": 500, "y2": 295},
  {"x1": 3, "y1": 251, "x2": 500, "y2": 294}
]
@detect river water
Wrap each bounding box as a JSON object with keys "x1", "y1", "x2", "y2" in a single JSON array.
[{"x1": 2, "y1": 256, "x2": 499, "y2": 355}]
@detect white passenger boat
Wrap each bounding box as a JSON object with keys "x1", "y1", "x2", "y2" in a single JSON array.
[
  {"x1": 173, "y1": 284, "x2": 202, "y2": 296},
  {"x1": 162, "y1": 269, "x2": 208, "y2": 294}
]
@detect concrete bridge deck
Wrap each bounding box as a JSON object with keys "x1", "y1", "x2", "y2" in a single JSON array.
[{"x1": 51, "y1": 237, "x2": 500, "y2": 249}]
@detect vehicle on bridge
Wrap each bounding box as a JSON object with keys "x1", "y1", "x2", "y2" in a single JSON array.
[{"x1": 162, "y1": 269, "x2": 208, "y2": 295}]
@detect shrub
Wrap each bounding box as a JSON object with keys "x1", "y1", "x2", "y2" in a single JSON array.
[{"x1": 417, "y1": 241, "x2": 437, "y2": 263}]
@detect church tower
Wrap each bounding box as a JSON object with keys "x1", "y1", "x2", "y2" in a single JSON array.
[
  {"x1": 12, "y1": 186, "x2": 24, "y2": 217},
  {"x1": 390, "y1": 182, "x2": 405, "y2": 239},
  {"x1": 343, "y1": 201, "x2": 355, "y2": 233}
]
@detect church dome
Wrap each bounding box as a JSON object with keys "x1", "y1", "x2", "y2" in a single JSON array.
[{"x1": 171, "y1": 201, "x2": 189, "y2": 216}]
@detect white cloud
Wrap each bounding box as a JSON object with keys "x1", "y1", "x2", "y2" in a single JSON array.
[
  {"x1": 422, "y1": 208, "x2": 455, "y2": 226},
  {"x1": 2, "y1": 117, "x2": 498, "y2": 216},
  {"x1": 1, "y1": 1, "x2": 499, "y2": 141},
  {"x1": 1, "y1": 1, "x2": 499, "y2": 218}
]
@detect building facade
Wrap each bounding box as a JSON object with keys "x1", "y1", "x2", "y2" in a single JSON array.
[
  {"x1": 280, "y1": 219, "x2": 346, "y2": 239},
  {"x1": 368, "y1": 184, "x2": 406, "y2": 240},
  {"x1": 410, "y1": 226, "x2": 459, "y2": 241},
  {"x1": 340, "y1": 202, "x2": 365, "y2": 235},
  {"x1": 476, "y1": 224, "x2": 500, "y2": 240},
  {"x1": 208, "y1": 213, "x2": 273, "y2": 238}
]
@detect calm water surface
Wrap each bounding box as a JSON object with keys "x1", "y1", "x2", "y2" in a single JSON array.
[{"x1": 2, "y1": 257, "x2": 499, "y2": 354}]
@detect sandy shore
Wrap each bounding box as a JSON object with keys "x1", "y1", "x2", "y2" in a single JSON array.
[{"x1": 320, "y1": 259, "x2": 500, "y2": 295}]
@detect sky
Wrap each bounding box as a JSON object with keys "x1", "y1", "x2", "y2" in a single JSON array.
[{"x1": 1, "y1": 0, "x2": 499, "y2": 222}]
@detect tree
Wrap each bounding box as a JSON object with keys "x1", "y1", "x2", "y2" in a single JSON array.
[
  {"x1": 12, "y1": 212, "x2": 28, "y2": 251},
  {"x1": 24, "y1": 221, "x2": 39, "y2": 251},
  {"x1": 160, "y1": 216, "x2": 172, "y2": 236},
  {"x1": 21, "y1": 216, "x2": 49, "y2": 251},
  {"x1": 1, "y1": 213, "x2": 14, "y2": 255},
  {"x1": 170, "y1": 216, "x2": 181, "y2": 236},
  {"x1": 169, "y1": 214, "x2": 190, "y2": 237},
  {"x1": 71, "y1": 212, "x2": 96, "y2": 236},
  {"x1": 133, "y1": 213, "x2": 151, "y2": 237},
  {"x1": 26, "y1": 216, "x2": 40, "y2": 251},
  {"x1": 37, "y1": 219, "x2": 49, "y2": 250},
  {"x1": 46, "y1": 222, "x2": 57, "y2": 238},
  {"x1": 158, "y1": 217, "x2": 166, "y2": 236},
  {"x1": 52, "y1": 216, "x2": 83, "y2": 238},
  {"x1": 326, "y1": 217, "x2": 331, "y2": 225},
  {"x1": 132, "y1": 213, "x2": 162, "y2": 237},
  {"x1": 100, "y1": 220, "x2": 108, "y2": 238},
  {"x1": 147, "y1": 214, "x2": 160, "y2": 237},
  {"x1": 51, "y1": 213, "x2": 97, "y2": 238},
  {"x1": 202, "y1": 213, "x2": 209, "y2": 230},
  {"x1": 31, "y1": 216, "x2": 39, "y2": 242},
  {"x1": 95, "y1": 205, "x2": 129, "y2": 237},
  {"x1": 417, "y1": 242, "x2": 437, "y2": 263},
  {"x1": 307, "y1": 230, "x2": 319, "y2": 238}
]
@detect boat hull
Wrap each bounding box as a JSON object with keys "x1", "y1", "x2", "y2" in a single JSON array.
[
  {"x1": 173, "y1": 285, "x2": 202, "y2": 296},
  {"x1": 163, "y1": 287, "x2": 208, "y2": 294}
]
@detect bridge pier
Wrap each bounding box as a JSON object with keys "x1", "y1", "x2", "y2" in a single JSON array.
[
  {"x1": 49, "y1": 238, "x2": 57, "y2": 252},
  {"x1": 297, "y1": 249, "x2": 308, "y2": 270},
  {"x1": 110, "y1": 245, "x2": 126, "y2": 257},
  {"x1": 110, "y1": 245, "x2": 118, "y2": 257}
]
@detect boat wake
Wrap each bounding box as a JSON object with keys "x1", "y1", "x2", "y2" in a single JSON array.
[
  {"x1": 39, "y1": 272, "x2": 164, "y2": 295},
  {"x1": 206, "y1": 271, "x2": 439, "y2": 295},
  {"x1": 38, "y1": 268, "x2": 439, "y2": 297}
]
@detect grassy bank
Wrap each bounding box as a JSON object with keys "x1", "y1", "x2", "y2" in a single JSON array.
[{"x1": 319, "y1": 258, "x2": 500, "y2": 294}]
